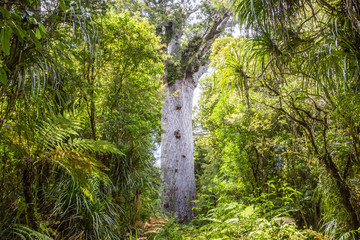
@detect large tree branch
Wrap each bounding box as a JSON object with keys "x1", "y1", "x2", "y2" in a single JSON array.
[
  {"x1": 192, "y1": 60, "x2": 210, "y2": 87},
  {"x1": 183, "y1": 10, "x2": 232, "y2": 81},
  {"x1": 168, "y1": 26, "x2": 184, "y2": 55},
  {"x1": 201, "y1": 10, "x2": 232, "y2": 55}
]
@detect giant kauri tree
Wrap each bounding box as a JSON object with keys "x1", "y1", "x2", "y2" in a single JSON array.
[
  {"x1": 119, "y1": 0, "x2": 232, "y2": 222},
  {"x1": 150, "y1": 1, "x2": 231, "y2": 223},
  {"x1": 161, "y1": 8, "x2": 231, "y2": 223}
]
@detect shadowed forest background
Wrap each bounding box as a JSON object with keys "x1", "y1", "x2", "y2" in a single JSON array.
[{"x1": 1, "y1": 0, "x2": 360, "y2": 239}]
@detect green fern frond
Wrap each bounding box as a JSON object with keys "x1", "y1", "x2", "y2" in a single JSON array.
[
  {"x1": 35, "y1": 115, "x2": 82, "y2": 150},
  {"x1": 41, "y1": 149, "x2": 110, "y2": 190},
  {"x1": 12, "y1": 225, "x2": 53, "y2": 240},
  {"x1": 66, "y1": 138, "x2": 124, "y2": 155},
  {"x1": 33, "y1": 115, "x2": 125, "y2": 193}
]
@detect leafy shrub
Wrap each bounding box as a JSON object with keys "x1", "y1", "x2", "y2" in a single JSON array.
[{"x1": 153, "y1": 202, "x2": 328, "y2": 240}]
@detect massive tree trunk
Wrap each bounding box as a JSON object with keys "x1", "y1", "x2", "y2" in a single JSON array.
[
  {"x1": 161, "y1": 77, "x2": 197, "y2": 223},
  {"x1": 159, "y1": 7, "x2": 231, "y2": 223}
]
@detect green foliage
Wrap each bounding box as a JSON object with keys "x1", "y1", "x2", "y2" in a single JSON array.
[
  {"x1": 11, "y1": 225, "x2": 53, "y2": 240},
  {"x1": 197, "y1": 202, "x2": 260, "y2": 238},
  {"x1": 0, "y1": 0, "x2": 164, "y2": 238},
  {"x1": 192, "y1": 0, "x2": 360, "y2": 238},
  {"x1": 153, "y1": 202, "x2": 327, "y2": 240},
  {"x1": 167, "y1": 58, "x2": 186, "y2": 84},
  {"x1": 49, "y1": 178, "x2": 123, "y2": 239},
  {"x1": 2, "y1": 0, "x2": 360, "y2": 238}
]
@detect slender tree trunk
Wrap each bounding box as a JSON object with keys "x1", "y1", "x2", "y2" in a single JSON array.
[
  {"x1": 22, "y1": 157, "x2": 38, "y2": 230},
  {"x1": 322, "y1": 154, "x2": 360, "y2": 229},
  {"x1": 161, "y1": 77, "x2": 196, "y2": 223},
  {"x1": 90, "y1": 101, "x2": 96, "y2": 140}
]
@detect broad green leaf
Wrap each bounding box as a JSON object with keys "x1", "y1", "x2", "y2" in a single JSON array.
[
  {"x1": 59, "y1": 0, "x2": 66, "y2": 11},
  {"x1": 0, "y1": 67, "x2": 7, "y2": 84},
  {"x1": 11, "y1": 21, "x2": 26, "y2": 39},
  {"x1": 0, "y1": 26, "x2": 12, "y2": 55},
  {"x1": 39, "y1": 24, "x2": 46, "y2": 34},
  {"x1": 11, "y1": 12, "x2": 21, "y2": 21},
  {"x1": 35, "y1": 28, "x2": 41, "y2": 39},
  {"x1": 0, "y1": 7, "x2": 10, "y2": 19}
]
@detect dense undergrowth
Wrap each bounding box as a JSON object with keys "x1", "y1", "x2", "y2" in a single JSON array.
[
  {"x1": 150, "y1": 183, "x2": 355, "y2": 240},
  {"x1": 153, "y1": 203, "x2": 328, "y2": 240}
]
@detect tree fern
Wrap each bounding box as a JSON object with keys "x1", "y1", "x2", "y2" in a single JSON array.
[{"x1": 33, "y1": 115, "x2": 122, "y2": 190}]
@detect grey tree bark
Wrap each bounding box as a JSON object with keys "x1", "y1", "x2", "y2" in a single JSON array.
[
  {"x1": 160, "y1": 9, "x2": 231, "y2": 223},
  {"x1": 161, "y1": 77, "x2": 197, "y2": 223}
]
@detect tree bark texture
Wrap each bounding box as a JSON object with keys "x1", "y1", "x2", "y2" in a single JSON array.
[{"x1": 161, "y1": 77, "x2": 196, "y2": 223}]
